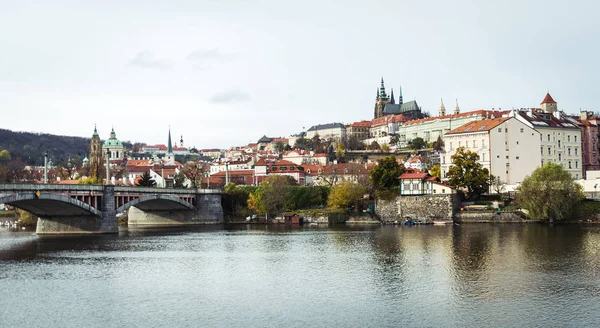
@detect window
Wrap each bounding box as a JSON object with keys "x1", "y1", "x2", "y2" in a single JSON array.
[
  {"x1": 558, "y1": 140, "x2": 561, "y2": 148},
  {"x1": 559, "y1": 154, "x2": 562, "y2": 161},
  {"x1": 575, "y1": 148, "x2": 578, "y2": 156},
  {"x1": 541, "y1": 160, "x2": 544, "y2": 166},
  {"x1": 576, "y1": 161, "x2": 579, "y2": 168},
  {"x1": 442, "y1": 189, "x2": 446, "y2": 193},
  {"x1": 466, "y1": 141, "x2": 469, "y2": 148},
  {"x1": 541, "y1": 147, "x2": 543, "y2": 155},
  {"x1": 516, "y1": 156, "x2": 520, "y2": 160},
  {"x1": 548, "y1": 134, "x2": 550, "y2": 141},
  {"x1": 568, "y1": 135, "x2": 571, "y2": 142},
  {"x1": 520, "y1": 128, "x2": 524, "y2": 133},
  {"x1": 548, "y1": 147, "x2": 551, "y2": 154},
  {"x1": 569, "y1": 161, "x2": 572, "y2": 169},
  {"x1": 290, "y1": 166, "x2": 295, "y2": 171},
  {"x1": 272, "y1": 167, "x2": 277, "y2": 171},
  {"x1": 506, "y1": 156, "x2": 509, "y2": 159},
  {"x1": 575, "y1": 136, "x2": 578, "y2": 142},
  {"x1": 568, "y1": 148, "x2": 571, "y2": 156},
  {"x1": 473, "y1": 140, "x2": 477, "y2": 148},
  {"x1": 459, "y1": 141, "x2": 462, "y2": 147},
  {"x1": 450, "y1": 142, "x2": 453, "y2": 150},
  {"x1": 505, "y1": 128, "x2": 508, "y2": 132},
  {"x1": 498, "y1": 128, "x2": 502, "y2": 133},
  {"x1": 482, "y1": 153, "x2": 486, "y2": 161},
  {"x1": 482, "y1": 139, "x2": 486, "y2": 147}
]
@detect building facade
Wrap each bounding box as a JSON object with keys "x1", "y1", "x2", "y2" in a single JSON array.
[
  {"x1": 442, "y1": 117, "x2": 542, "y2": 186},
  {"x1": 102, "y1": 127, "x2": 125, "y2": 161},
  {"x1": 306, "y1": 123, "x2": 346, "y2": 140}
]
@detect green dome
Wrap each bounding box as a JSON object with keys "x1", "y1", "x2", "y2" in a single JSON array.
[{"x1": 103, "y1": 139, "x2": 123, "y2": 147}]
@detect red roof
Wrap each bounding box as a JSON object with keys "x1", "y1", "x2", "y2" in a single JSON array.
[
  {"x1": 211, "y1": 170, "x2": 255, "y2": 177},
  {"x1": 446, "y1": 117, "x2": 510, "y2": 135},
  {"x1": 399, "y1": 168, "x2": 429, "y2": 179},
  {"x1": 255, "y1": 158, "x2": 267, "y2": 166},
  {"x1": 273, "y1": 159, "x2": 297, "y2": 166},
  {"x1": 350, "y1": 120, "x2": 371, "y2": 128},
  {"x1": 541, "y1": 93, "x2": 556, "y2": 104}
]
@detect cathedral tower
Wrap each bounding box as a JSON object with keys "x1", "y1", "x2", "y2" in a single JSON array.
[
  {"x1": 373, "y1": 77, "x2": 389, "y2": 118},
  {"x1": 454, "y1": 99, "x2": 460, "y2": 115},
  {"x1": 89, "y1": 125, "x2": 104, "y2": 181}
]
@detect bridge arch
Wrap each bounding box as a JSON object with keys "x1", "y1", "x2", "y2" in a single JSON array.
[
  {"x1": 0, "y1": 193, "x2": 101, "y2": 217},
  {"x1": 116, "y1": 194, "x2": 195, "y2": 213}
]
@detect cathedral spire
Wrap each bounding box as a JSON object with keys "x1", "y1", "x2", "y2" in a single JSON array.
[
  {"x1": 398, "y1": 84, "x2": 403, "y2": 105},
  {"x1": 389, "y1": 88, "x2": 395, "y2": 104},
  {"x1": 110, "y1": 126, "x2": 116, "y2": 139},
  {"x1": 378, "y1": 77, "x2": 388, "y2": 99},
  {"x1": 93, "y1": 124, "x2": 99, "y2": 138},
  {"x1": 167, "y1": 127, "x2": 173, "y2": 154}
]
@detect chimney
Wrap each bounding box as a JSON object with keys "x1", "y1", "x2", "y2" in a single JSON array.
[{"x1": 580, "y1": 110, "x2": 588, "y2": 121}]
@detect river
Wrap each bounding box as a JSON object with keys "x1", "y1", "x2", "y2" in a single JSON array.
[{"x1": 1, "y1": 223, "x2": 599, "y2": 327}]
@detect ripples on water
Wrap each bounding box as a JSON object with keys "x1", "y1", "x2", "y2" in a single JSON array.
[{"x1": 1, "y1": 224, "x2": 599, "y2": 327}]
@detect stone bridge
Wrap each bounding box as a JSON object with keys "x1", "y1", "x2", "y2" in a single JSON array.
[{"x1": 0, "y1": 184, "x2": 223, "y2": 234}]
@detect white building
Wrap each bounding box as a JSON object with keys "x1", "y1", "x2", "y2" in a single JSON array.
[
  {"x1": 306, "y1": 123, "x2": 346, "y2": 140},
  {"x1": 513, "y1": 93, "x2": 583, "y2": 179},
  {"x1": 442, "y1": 117, "x2": 541, "y2": 188}
]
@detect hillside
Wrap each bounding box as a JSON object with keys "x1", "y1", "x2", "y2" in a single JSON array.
[{"x1": 0, "y1": 129, "x2": 131, "y2": 166}]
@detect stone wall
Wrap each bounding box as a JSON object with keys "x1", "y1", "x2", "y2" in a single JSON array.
[
  {"x1": 398, "y1": 194, "x2": 457, "y2": 220},
  {"x1": 455, "y1": 211, "x2": 528, "y2": 223},
  {"x1": 128, "y1": 194, "x2": 223, "y2": 225}
]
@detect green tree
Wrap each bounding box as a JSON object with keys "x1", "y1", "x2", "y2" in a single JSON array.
[
  {"x1": 347, "y1": 135, "x2": 365, "y2": 150},
  {"x1": 136, "y1": 171, "x2": 156, "y2": 187},
  {"x1": 328, "y1": 181, "x2": 367, "y2": 213},
  {"x1": 274, "y1": 141, "x2": 285, "y2": 154},
  {"x1": 247, "y1": 175, "x2": 295, "y2": 216},
  {"x1": 312, "y1": 134, "x2": 323, "y2": 153},
  {"x1": 409, "y1": 137, "x2": 426, "y2": 150},
  {"x1": 446, "y1": 147, "x2": 491, "y2": 200},
  {"x1": 432, "y1": 136, "x2": 444, "y2": 151},
  {"x1": 370, "y1": 155, "x2": 405, "y2": 191},
  {"x1": 517, "y1": 163, "x2": 584, "y2": 222},
  {"x1": 381, "y1": 143, "x2": 390, "y2": 152},
  {"x1": 389, "y1": 135, "x2": 400, "y2": 147},
  {"x1": 293, "y1": 136, "x2": 312, "y2": 151},
  {"x1": 430, "y1": 164, "x2": 441, "y2": 179}
]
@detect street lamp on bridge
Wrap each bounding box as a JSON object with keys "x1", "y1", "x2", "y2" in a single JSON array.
[{"x1": 43, "y1": 151, "x2": 48, "y2": 184}]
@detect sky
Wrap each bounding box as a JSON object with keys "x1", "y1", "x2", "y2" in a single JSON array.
[{"x1": 1, "y1": 0, "x2": 599, "y2": 149}]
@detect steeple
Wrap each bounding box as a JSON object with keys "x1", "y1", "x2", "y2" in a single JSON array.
[
  {"x1": 454, "y1": 99, "x2": 460, "y2": 115},
  {"x1": 110, "y1": 126, "x2": 116, "y2": 139},
  {"x1": 180, "y1": 135, "x2": 184, "y2": 148},
  {"x1": 93, "y1": 124, "x2": 99, "y2": 138},
  {"x1": 389, "y1": 88, "x2": 395, "y2": 104},
  {"x1": 378, "y1": 77, "x2": 388, "y2": 99},
  {"x1": 167, "y1": 127, "x2": 173, "y2": 154},
  {"x1": 439, "y1": 98, "x2": 446, "y2": 116},
  {"x1": 398, "y1": 85, "x2": 403, "y2": 105}
]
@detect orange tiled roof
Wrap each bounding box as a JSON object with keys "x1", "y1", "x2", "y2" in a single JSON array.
[
  {"x1": 541, "y1": 93, "x2": 556, "y2": 104},
  {"x1": 350, "y1": 121, "x2": 372, "y2": 128},
  {"x1": 445, "y1": 117, "x2": 510, "y2": 135}
]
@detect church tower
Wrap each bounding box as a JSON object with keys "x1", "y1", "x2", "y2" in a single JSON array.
[
  {"x1": 398, "y1": 85, "x2": 403, "y2": 105},
  {"x1": 89, "y1": 125, "x2": 104, "y2": 181},
  {"x1": 165, "y1": 127, "x2": 175, "y2": 164},
  {"x1": 373, "y1": 77, "x2": 389, "y2": 118},
  {"x1": 454, "y1": 99, "x2": 460, "y2": 115},
  {"x1": 439, "y1": 98, "x2": 446, "y2": 116},
  {"x1": 540, "y1": 92, "x2": 558, "y2": 114}
]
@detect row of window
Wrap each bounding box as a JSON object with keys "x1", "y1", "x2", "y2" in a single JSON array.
[
  {"x1": 449, "y1": 139, "x2": 487, "y2": 150},
  {"x1": 542, "y1": 134, "x2": 578, "y2": 143},
  {"x1": 541, "y1": 147, "x2": 579, "y2": 156},
  {"x1": 541, "y1": 159, "x2": 579, "y2": 168}
]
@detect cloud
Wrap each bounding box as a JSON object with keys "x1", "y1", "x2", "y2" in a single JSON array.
[
  {"x1": 209, "y1": 87, "x2": 251, "y2": 104},
  {"x1": 187, "y1": 48, "x2": 237, "y2": 67},
  {"x1": 127, "y1": 51, "x2": 170, "y2": 69}
]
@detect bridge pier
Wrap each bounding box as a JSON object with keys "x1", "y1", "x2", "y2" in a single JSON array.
[
  {"x1": 36, "y1": 215, "x2": 118, "y2": 234},
  {"x1": 128, "y1": 194, "x2": 223, "y2": 226}
]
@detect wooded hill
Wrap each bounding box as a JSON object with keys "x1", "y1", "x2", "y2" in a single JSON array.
[{"x1": 0, "y1": 128, "x2": 132, "y2": 166}]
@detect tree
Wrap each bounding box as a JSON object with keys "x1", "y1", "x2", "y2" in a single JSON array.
[
  {"x1": 181, "y1": 162, "x2": 202, "y2": 188},
  {"x1": 445, "y1": 147, "x2": 491, "y2": 200},
  {"x1": 408, "y1": 137, "x2": 426, "y2": 150},
  {"x1": 328, "y1": 181, "x2": 367, "y2": 213},
  {"x1": 136, "y1": 171, "x2": 156, "y2": 187},
  {"x1": 247, "y1": 175, "x2": 294, "y2": 216},
  {"x1": 174, "y1": 172, "x2": 187, "y2": 188},
  {"x1": 490, "y1": 175, "x2": 506, "y2": 195},
  {"x1": 367, "y1": 141, "x2": 381, "y2": 151},
  {"x1": 347, "y1": 135, "x2": 365, "y2": 150},
  {"x1": 389, "y1": 135, "x2": 400, "y2": 147},
  {"x1": 517, "y1": 163, "x2": 584, "y2": 222},
  {"x1": 430, "y1": 165, "x2": 441, "y2": 179},
  {"x1": 312, "y1": 134, "x2": 323, "y2": 153},
  {"x1": 381, "y1": 143, "x2": 390, "y2": 152},
  {"x1": 432, "y1": 136, "x2": 444, "y2": 151},
  {"x1": 335, "y1": 142, "x2": 346, "y2": 162},
  {"x1": 274, "y1": 141, "x2": 285, "y2": 154},
  {"x1": 370, "y1": 155, "x2": 405, "y2": 191},
  {"x1": 293, "y1": 137, "x2": 312, "y2": 151},
  {"x1": 0, "y1": 150, "x2": 11, "y2": 162}
]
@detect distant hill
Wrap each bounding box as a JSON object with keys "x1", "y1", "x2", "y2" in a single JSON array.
[{"x1": 0, "y1": 129, "x2": 132, "y2": 166}]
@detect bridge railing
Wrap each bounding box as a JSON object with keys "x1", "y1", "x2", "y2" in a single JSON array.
[
  {"x1": 0, "y1": 184, "x2": 104, "y2": 192},
  {"x1": 0, "y1": 183, "x2": 222, "y2": 194}
]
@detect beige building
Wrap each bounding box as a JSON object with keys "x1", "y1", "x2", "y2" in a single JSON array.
[
  {"x1": 513, "y1": 93, "x2": 583, "y2": 179},
  {"x1": 442, "y1": 117, "x2": 541, "y2": 187}
]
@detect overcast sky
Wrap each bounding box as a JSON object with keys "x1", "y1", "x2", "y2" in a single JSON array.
[{"x1": 1, "y1": 0, "x2": 598, "y2": 148}]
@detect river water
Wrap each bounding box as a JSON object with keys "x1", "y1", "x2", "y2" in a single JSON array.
[{"x1": 1, "y1": 224, "x2": 599, "y2": 327}]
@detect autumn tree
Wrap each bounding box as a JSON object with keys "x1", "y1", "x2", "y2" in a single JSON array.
[
  {"x1": 445, "y1": 147, "x2": 491, "y2": 200},
  {"x1": 517, "y1": 163, "x2": 584, "y2": 222},
  {"x1": 347, "y1": 135, "x2": 365, "y2": 150},
  {"x1": 328, "y1": 181, "x2": 367, "y2": 213},
  {"x1": 181, "y1": 162, "x2": 202, "y2": 188},
  {"x1": 368, "y1": 141, "x2": 381, "y2": 151},
  {"x1": 247, "y1": 175, "x2": 295, "y2": 216},
  {"x1": 293, "y1": 136, "x2": 312, "y2": 151},
  {"x1": 430, "y1": 164, "x2": 441, "y2": 179}
]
